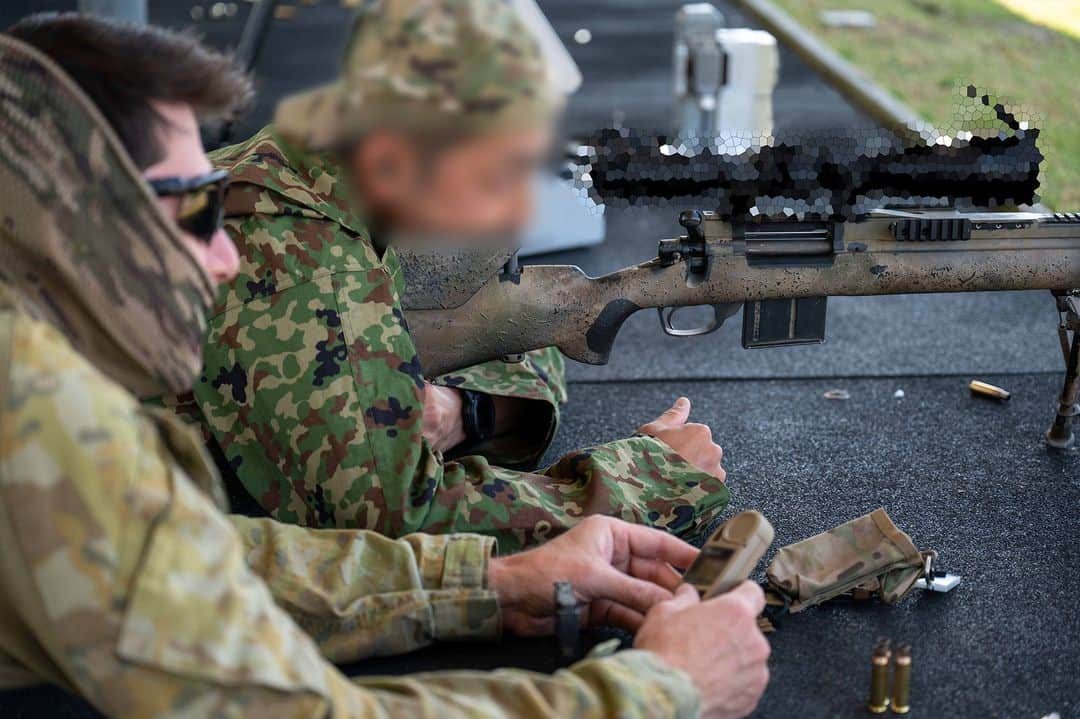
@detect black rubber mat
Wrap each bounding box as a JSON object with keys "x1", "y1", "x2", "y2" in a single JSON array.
[{"x1": 1, "y1": 3, "x2": 1073, "y2": 718}]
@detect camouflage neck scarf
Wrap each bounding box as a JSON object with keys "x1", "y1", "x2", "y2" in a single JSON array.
[{"x1": 0, "y1": 35, "x2": 215, "y2": 398}]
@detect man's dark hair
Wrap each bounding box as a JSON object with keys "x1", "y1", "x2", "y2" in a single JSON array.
[{"x1": 6, "y1": 13, "x2": 253, "y2": 169}]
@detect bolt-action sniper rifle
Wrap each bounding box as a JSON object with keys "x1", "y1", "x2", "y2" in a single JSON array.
[
  {"x1": 398, "y1": 103, "x2": 1080, "y2": 447},
  {"x1": 399, "y1": 208, "x2": 1080, "y2": 447}
]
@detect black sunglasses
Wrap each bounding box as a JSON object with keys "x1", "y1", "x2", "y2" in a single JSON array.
[{"x1": 148, "y1": 169, "x2": 229, "y2": 244}]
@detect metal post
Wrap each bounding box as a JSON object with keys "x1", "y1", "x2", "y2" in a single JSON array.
[
  {"x1": 207, "y1": 0, "x2": 280, "y2": 149},
  {"x1": 234, "y1": 0, "x2": 280, "y2": 73},
  {"x1": 78, "y1": 0, "x2": 147, "y2": 24},
  {"x1": 672, "y1": 3, "x2": 725, "y2": 137},
  {"x1": 672, "y1": 3, "x2": 778, "y2": 150}
]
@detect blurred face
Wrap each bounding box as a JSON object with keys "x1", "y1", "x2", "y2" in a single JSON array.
[
  {"x1": 143, "y1": 100, "x2": 239, "y2": 286},
  {"x1": 350, "y1": 127, "x2": 552, "y2": 237}
]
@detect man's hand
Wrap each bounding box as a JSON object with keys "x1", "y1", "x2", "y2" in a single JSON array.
[
  {"x1": 635, "y1": 582, "x2": 770, "y2": 719},
  {"x1": 638, "y1": 397, "x2": 726, "y2": 482},
  {"x1": 422, "y1": 382, "x2": 467, "y2": 453},
  {"x1": 486, "y1": 515, "x2": 700, "y2": 636}
]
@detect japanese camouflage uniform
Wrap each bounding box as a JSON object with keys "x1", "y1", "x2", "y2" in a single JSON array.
[
  {"x1": 181, "y1": 0, "x2": 730, "y2": 552},
  {"x1": 0, "y1": 34, "x2": 703, "y2": 718}
]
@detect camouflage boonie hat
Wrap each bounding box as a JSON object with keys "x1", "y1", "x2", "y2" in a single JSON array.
[
  {"x1": 0, "y1": 34, "x2": 216, "y2": 397},
  {"x1": 276, "y1": 0, "x2": 560, "y2": 150}
]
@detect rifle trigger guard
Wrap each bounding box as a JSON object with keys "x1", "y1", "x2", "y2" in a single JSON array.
[{"x1": 658, "y1": 304, "x2": 739, "y2": 337}]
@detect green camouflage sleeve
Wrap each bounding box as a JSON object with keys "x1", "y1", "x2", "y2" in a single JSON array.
[
  {"x1": 197, "y1": 209, "x2": 728, "y2": 553},
  {"x1": 199, "y1": 268, "x2": 727, "y2": 551},
  {"x1": 0, "y1": 316, "x2": 702, "y2": 718},
  {"x1": 432, "y1": 346, "x2": 566, "y2": 466}
]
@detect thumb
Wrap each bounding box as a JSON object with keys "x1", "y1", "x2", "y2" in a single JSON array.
[
  {"x1": 640, "y1": 397, "x2": 691, "y2": 434},
  {"x1": 723, "y1": 580, "x2": 767, "y2": 616},
  {"x1": 661, "y1": 582, "x2": 702, "y2": 613}
]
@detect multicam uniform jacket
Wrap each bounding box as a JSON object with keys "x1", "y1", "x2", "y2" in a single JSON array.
[
  {"x1": 0, "y1": 31, "x2": 704, "y2": 718},
  {"x1": 188, "y1": 127, "x2": 730, "y2": 552},
  {"x1": 0, "y1": 305, "x2": 700, "y2": 718}
]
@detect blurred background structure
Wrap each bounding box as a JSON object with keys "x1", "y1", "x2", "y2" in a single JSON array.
[
  {"x1": 77, "y1": 0, "x2": 147, "y2": 22},
  {"x1": 0, "y1": 2, "x2": 1077, "y2": 717}
]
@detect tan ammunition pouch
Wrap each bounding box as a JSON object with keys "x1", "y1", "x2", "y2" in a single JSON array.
[{"x1": 766, "y1": 508, "x2": 931, "y2": 614}]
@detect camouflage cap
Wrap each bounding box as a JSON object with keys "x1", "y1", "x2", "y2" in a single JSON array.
[
  {"x1": 276, "y1": 0, "x2": 561, "y2": 150},
  {"x1": 0, "y1": 35, "x2": 216, "y2": 397}
]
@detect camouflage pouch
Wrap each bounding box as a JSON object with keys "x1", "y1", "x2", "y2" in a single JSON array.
[{"x1": 766, "y1": 508, "x2": 931, "y2": 613}]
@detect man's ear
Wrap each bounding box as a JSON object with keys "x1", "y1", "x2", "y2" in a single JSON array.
[{"x1": 350, "y1": 130, "x2": 419, "y2": 209}]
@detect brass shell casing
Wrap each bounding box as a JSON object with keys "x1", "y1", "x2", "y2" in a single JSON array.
[
  {"x1": 867, "y1": 651, "x2": 890, "y2": 714},
  {"x1": 891, "y1": 646, "x2": 911, "y2": 714},
  {"x1": 969, "y1": 380, "x2": 1011, "y2": 401}
]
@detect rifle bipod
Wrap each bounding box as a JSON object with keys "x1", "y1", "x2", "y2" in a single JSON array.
[{"x1": 1047, "y1": 290, "x2": 1080, "y2": 449}]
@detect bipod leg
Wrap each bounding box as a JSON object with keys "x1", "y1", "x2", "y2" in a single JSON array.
[{"x1": 1046, "y1": 292, "x2": 1080, "y2": 450}]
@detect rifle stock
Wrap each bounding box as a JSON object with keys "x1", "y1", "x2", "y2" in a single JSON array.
[{"x1": 402, "y1": 209, "x2": 1080, "y2": 378}]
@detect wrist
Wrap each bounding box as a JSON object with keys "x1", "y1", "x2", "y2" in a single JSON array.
[
  {"x1": 488, "y1": 554, "x2": 543, "y2": 635},
  {"x1": 427, "y1": 385, "x2": 467, "y2": 451},
  {"x1": 443, "y1": 388, "x2": 467, "y2": 448},
  {"x1": 487, "y1": 555, "x2": 524, "y2": 608}
]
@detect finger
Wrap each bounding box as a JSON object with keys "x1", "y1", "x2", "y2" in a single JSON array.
[
  {"x1": 725, "y1": 580, "x2": 767, "y2": 615},
  {"x1": 686, "y1": 422, "x2": 713, "y2": 442},
  {"x1": 588, "y1": 600, "x2": 647, "y2": 632},
  {"x1": 699, "y1": 442, "x2": 723, "y2": 468},
  {"x1": 628, "y1": 556, "x2": 684, "y2": 593},
  {"x1": 607, "y1": 604, "x2": 647, "y2": 632},
  {"x1": 662, "y1": 582, "x2": 702, "y2": 612},
  {"x1": 708, "y1": 447, "x2": 726, "y2": 480},
  {"x1": 639, "y1": 396, "x2": 691, "y2": 434},
  {"x1": 615, "y1": 521, "x2": 701, "y2": 570},
  {"x1": 592, "y1": 566, "x2": 675, "y2": 615},
  {"x1": 697, "y1": 443, "x2": 724, "y2": 481}
]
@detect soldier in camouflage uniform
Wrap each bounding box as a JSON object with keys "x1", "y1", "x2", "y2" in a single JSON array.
[
  {"x1": 0, "y1": 17, "x2": 772, "y2": 718},
  {"x1": 189, "y1": 0, "x2": 732, "y2": 552}
]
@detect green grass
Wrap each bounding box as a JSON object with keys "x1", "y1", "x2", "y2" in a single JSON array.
[{"x1": 770, "y1": 0, "x2": 1080, "y2": 210}]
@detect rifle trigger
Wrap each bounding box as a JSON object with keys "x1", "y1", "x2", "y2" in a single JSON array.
[{"x1": 658, "y1": 304, "x2": 739, "y2": 337}]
